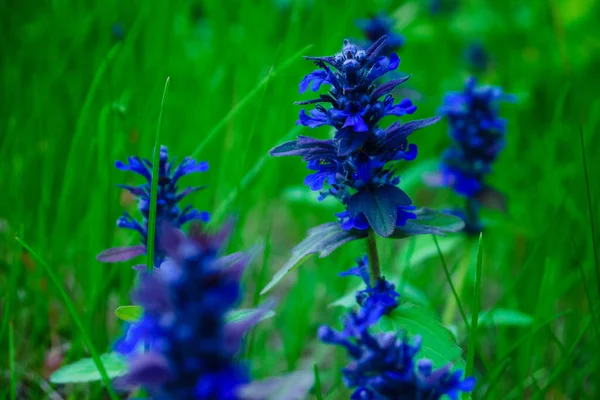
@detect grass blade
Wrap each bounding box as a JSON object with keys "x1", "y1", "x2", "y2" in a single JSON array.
[
  {"x1": 465, "y1": 233, "x2": 483, "y2": 396},
  {"x1": 433, "y1": 235, "x2": 469, "y2": 330},
  {"x1": 14, "y1": 236, "x2": 119, "y2": 400},
  {"x1": 146, "y1": 77, "x2": 171, "y2": 272},
  {"x1": 191, "y1": 44, "x2": 313, "y2": 158},
  {"x1": 314, "y1": 363, "x2": 323, "y2": 400},
  {"x1": 579, "y1": 123, "x2": 600, "y2": 306},
  {"x1": 9, "y1": 321, "x2": 16, "y2": 400}
]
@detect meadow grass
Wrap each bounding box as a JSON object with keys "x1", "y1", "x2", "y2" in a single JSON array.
[{"x1": 1, "y1": 0, "x2": 599, "y2": 398}]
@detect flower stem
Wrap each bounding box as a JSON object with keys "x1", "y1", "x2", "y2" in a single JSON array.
[{"x1": 366, "y1": 229, "x2": 382, "y2": 285}]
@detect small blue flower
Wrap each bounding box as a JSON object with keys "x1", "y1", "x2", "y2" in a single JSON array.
[
  {"x1": 318, "y1": 305, "x2": 476, "y2": 399},
  {"x1": 356, "y1": 13, "x2": 405, "y2": 54},
  {"x1": 271, "y1": 37, "x2": 440, "y2": 238},
  {"x1": 97, "y1": 145, "x2": 210, "y2": 267},
  {"x1": 465, "y1": 42, "x2": 491, "y2": 71},
  {"x1": 340, "y1": 255, "x2": 400, "y2": 313},
  {"x1": 116, "y1": 223, "x2": 269, "y2": 399}
]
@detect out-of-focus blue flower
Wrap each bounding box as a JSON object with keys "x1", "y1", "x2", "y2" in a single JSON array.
[
  {"x1": 429, "y1": 0, "x2": 459, "y2": 15},
  {"x1": 465, "y1": 42, "x2": 491, "y2": 72},
  {"x1": 111, "y1": 22, "x2": 125, "y2": 40},
  {"x1": 97, "y1": 145, "x2": 210, "y2": 267},
  {"x1": 318, "y1": 306, "x2": 476, "y2": 399},
  {"x1": 340, "y1": 255, "x2": 399, "y2": 313},
  {"x1": 428, "y1": 77, "x2": 514, "y2": 234},
  {"x1": 356, "y1": 13, "x2": 405, "y2": 54},
  {"x1": 271, "y1": 37, "x2": 440, "y2": 238},
  {"x1": 116, "y1": 223, "x2": 269, "y2": 399}
]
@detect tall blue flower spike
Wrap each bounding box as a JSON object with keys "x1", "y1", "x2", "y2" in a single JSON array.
[
  {"x1": 340, "y1": 255, "x2": 400, "y2": 314},
  {"x1": 426, "y1": 77, "x2": 514, "y2": 234},
  {"x1": 356, "y1": 13, "x2": 405, "y2": 55},
  {"x1": 115, "y1": 223, "x2": 312, "y2": 399},
  {"x1": 270, "y1": 37, "x2": 462, "y2": 238},
  {"x1": 97, "y1": 145, "x2": 210, "y2": 267},
  {"x1": 318, "y1": 305, "x2": 476, "y2": 399},
  {"x1": 262, "y1": 36, "x2": 464, "y2": 295}
]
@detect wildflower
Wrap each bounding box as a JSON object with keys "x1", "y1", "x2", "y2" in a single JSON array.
[
  {"x1": 429, "y1": 0, "x2": 459, "y2": 15},
  {"x1": 356, "y1": 13, "x2": 405, "y2": 54},
  {"x1": 427, "y1": 77, "x2": 514, "y2": 233},
  {"x1": 97, "y1": 145, "x2": 210, "y2": 267},
  {"x1": 318, "y1": 305, "x2": 476, "y2": 399},
  {"x1": 465, "y1": 42, "x2": 491, "y2": 72},
  {"x1": 116, "y1": 223, "x2": 269, "y2": 399},
  {"x1": 340, "y1": 255, "x2": 399, "y2": 313},
  {"x1": 271, "y1": 36, "x2": 440, "y2": 238}
]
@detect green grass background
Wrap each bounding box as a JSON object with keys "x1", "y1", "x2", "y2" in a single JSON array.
[{"x1": 1, "y1": 0, "x2": 599, "y2": 398}]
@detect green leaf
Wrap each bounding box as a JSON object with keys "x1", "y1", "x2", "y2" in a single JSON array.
[
  {"x1": 50, "y1": 353, "x2": 128, "y2": 384},
  {"x1": 391, "y1": 208, "x2": 465, "y2": 238},
  {"x1": 226, "y1": 308, "x2": 276, "y2": 324},
  {"x1": 478, "y1": 308, "x2": 533, "y2": 327},
  {"x1": 260, "y1": 223, "x2": 364, "y2": 295},
  {"x1": 348, "y1": 184, "x2": 411, "y2": 237},
  {"x1": 378, "y1": 303, "x2": 464, "y2": 370},
  {"x1": 115, "y1": 305, "x2": 144, "y2": 322}
]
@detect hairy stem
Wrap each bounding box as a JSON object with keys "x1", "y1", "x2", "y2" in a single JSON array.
[{"x1": 366, "y1": 229, "x2": 382, "y2": 285}]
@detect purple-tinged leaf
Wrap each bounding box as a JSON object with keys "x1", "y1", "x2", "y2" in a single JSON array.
[
  {"x1": 96, "y1": 245, "x2": 146, "y2": 263},
  {"x1": 125, "y1": 352, "x2": 171, "y2": 387},
  {"x1": 132, "y1": 264, "x2": 148, "y2": 272},
  {"x1": 270, "y1": 136, "x2": 336, "y2": 161},
  {"x1": 348, "y1": 184, "x2": 412, "y2": 237},
  {"x1": 239, "y1": 370, "x2": 314, "y2": 400},
  {"x1": 371, "y1": 76, "x2": 411, "y2": 99},
  {"x1": 224, "y1": 306, "x2": 275, "y2": 351},
  {"x1": 337, "y1": 130, "x2": 369, "y2": 156},
  {"x1": 391, "y1": 208, "x2": 465, "y2": 238},
  {"x1": 260, "y1": 223, "x2": 364, "y2": 295},
  {"x1": 380, "y1": 117, "x2": 441, "y2": 150}
]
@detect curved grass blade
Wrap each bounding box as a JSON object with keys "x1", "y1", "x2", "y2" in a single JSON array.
[
  {"x1": 15, "y1": 236, "x2": 119, "y2": 400},
  {"x1": 464, "y1": 233, "x2": 483, "y2": 395},
  {"x1": 54, "y1": 42, "x2": 122, "y2": 231},
  {"x1": 146, "y1": 77, "x2": 170, "y2": 272},
  {"x1": 192, "y1": 44, "x2": 313, "y2": 158}
]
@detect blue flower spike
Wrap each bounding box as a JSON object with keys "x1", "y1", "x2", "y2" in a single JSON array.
[
  {"x1": 340, "y1": 255, "x2": 400, "y2": 314},
  {"x1": 97, "y1": 145, "x2": 210, "y2": 268},
  {"x1": 271, "y1": 36, "x2": 443, "y2": 239},
  {"x1": 319, "y1": 305, "x2": 476, "y2": 399},
  {"x1": 426, "y1": 77, "x2": 515, "y2": 234}
]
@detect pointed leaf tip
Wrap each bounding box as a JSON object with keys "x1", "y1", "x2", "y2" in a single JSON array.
[
  {"x1": 115, "y1": 305, "x2": 144, "y2": 322},
  {"x1": 96, "y1": 245, "x2": 146, "y2": 263},
  {"x1": 260, "y1": 223, "x2": 365, "y2": 294}
]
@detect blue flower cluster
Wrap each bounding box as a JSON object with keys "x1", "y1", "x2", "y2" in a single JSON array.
[
  {"x1": 431, "y1": 77, "x2": 514, "y2": 233},
  {"x1": 356, "y1": 13, "x2": 404, "y2": 54},
  {"x1": 437, "y1": 77, "x2": 513, "y2": 198},
  {"x1": 116, "y1": 224, "x2": 265, "y2": 399},
  {"x1": 271, "y1": 36, "x2": 440, "y2": 238},
  {"x1": 97, "y1": 145, "x2": 210, "y2": 267},
  {"x1": 319, "y1": 305, "x2": 475, "y2": 400},
  {"x1": 340, "y1": 255, "x2": 399, "y2": 314}
]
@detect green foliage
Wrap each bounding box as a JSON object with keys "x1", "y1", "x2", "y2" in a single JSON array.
[
  {"x1": 1, "y1": 0, "x2": 599, "y2": 398},
  {"x1": 114, "y1": 305, "x2": 144, "y2": 322},
  {"x1": 378, "y1": 303, "x2": 464, "y2": 370},
  {"x1": 50, "y1": 353, "x2": 128, "y2": 384}
]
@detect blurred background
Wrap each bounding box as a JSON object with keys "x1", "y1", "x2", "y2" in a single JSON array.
[{"x1": 1, "y1": 0, "x2": 599, "y2": 398}]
